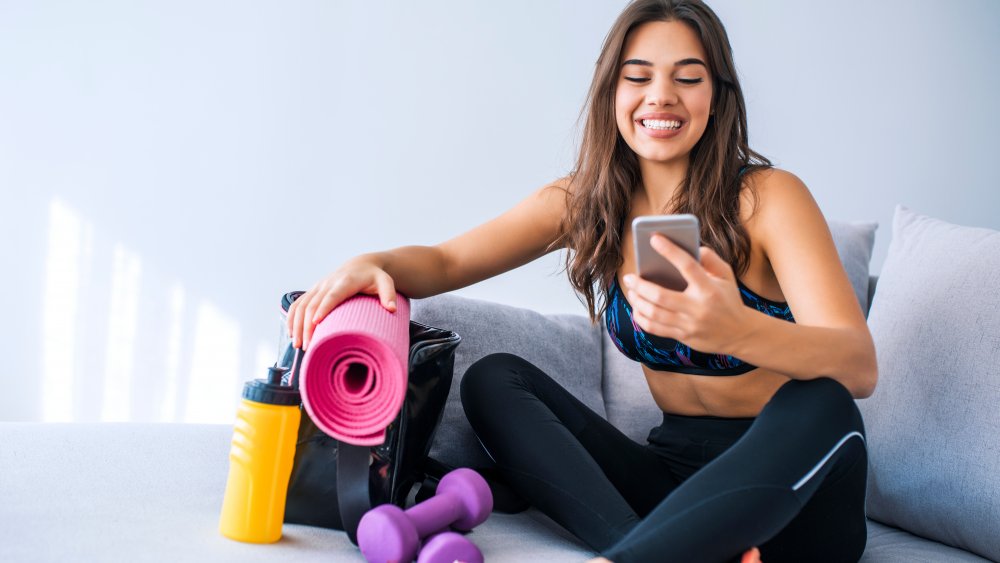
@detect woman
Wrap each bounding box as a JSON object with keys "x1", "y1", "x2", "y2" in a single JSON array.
[{"x1": 288, "y1": 1, "x2": 877, "y2": 561}]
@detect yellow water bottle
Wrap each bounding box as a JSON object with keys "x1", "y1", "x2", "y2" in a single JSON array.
[{"x1": 219, "y1": 365, "x2": 301, "y2": 543}]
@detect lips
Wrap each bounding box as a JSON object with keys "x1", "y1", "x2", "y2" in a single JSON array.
[
  {"x1": 635, "y1": 113, "x2": 686, "y2": 138},
  {"x1": 636, "y1": 112, "x2": 686, "y2": 122}
]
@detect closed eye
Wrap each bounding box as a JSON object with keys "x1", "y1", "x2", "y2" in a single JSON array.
[{"x1": 624, "y1": 77, "x2": 704, "y2": 84}]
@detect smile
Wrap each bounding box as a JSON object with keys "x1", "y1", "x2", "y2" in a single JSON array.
[
  {"x1": 640, "y1": 119, "x2": 682, "y2": 130},
  {"x1": 635, "y1": 117, "x2": 686, "y2": 139}
]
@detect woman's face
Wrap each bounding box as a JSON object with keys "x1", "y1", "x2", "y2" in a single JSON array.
[{"x1": 614, "y1": 20, "x2": 714, "y2": 166}]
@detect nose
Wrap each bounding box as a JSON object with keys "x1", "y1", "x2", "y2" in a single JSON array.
[{"x1": 646, "y1": 78, "x2": 679, "y2": 107}]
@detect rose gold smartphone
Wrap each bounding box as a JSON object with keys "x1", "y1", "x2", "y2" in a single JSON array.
[{"x1": 632, "y1": 214, "x2": 700, "y2": 291}]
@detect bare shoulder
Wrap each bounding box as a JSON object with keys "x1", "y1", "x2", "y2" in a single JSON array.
[
  {"x1": 741, "y1": 168, "x2": 867, "y2": 327},
  {"x1": 540, "y1": 175, "x2": 575, "y2": 206},
  {"x1": 739, "y1": 167, "x2": 827, "y2": 261},
  {"x1": 738, "y1": 167, "x2": 812, "y2": 227},
  {"x1": 545, "y1": 175, "x2": 574, "y2": 192}
]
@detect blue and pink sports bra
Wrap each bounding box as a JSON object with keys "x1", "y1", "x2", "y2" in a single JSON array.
[{"x1": 605, "y1": 275, "x2": 795, "y2": 376}]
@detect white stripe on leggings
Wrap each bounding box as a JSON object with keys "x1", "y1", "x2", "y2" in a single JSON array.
[
  {"x1": 472, "y1": 430, "x2": 498, "y2": 464},
  {"x1": 792, "y1": 431, "x2": 866, "y2": 492}
]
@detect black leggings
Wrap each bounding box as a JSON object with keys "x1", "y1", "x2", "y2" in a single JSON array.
[{"x1": 460, "y1": 353, "x2": 868, "y2": 563}]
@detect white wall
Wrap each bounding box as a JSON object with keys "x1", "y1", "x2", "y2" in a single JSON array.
[{"x1": 2, "y1": 0, "x2": 997, "y2": 423}]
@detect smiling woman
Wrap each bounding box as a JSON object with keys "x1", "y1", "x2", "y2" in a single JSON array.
[
  {"x1": 616, "y1": 24, "x2": 714, "y2": 164},
  {"x1": 459, "y1": 1, "x2": 872, "y2": 562},
  {"x1": 289, "y1": 0, "x2": 874, "y2": 562}
]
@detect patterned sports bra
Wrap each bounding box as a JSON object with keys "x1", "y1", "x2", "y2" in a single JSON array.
[{"x1": 605, "y1": 275, "x2": 795, "y2": 375}]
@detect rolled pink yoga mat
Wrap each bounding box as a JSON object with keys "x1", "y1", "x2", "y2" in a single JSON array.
[{"x1": 300, "y1": 293, "x2": 410, "y2": 446}]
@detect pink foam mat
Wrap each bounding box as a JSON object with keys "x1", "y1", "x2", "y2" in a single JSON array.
[{"x1": 299, "y1": 293, "x2": 410, "y2": 446}]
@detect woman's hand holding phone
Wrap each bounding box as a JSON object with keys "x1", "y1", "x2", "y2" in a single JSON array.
[
  {"x1": 627, "y1": 225, "x2": 752, "y2": 355},
  {"x1": 287, "y1": 257, "x2": 399, "y2": 350}
]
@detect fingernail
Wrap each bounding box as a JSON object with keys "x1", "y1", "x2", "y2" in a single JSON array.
[{"x1": 623, "y1": 274, "x2": 635, "y2": 286}]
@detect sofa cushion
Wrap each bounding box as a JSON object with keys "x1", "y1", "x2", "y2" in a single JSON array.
[
  {"x1": 860, "y1": 521, "x2": 995, "y2": 563},
  {"x1": 603, "y1": 219, "x2": 878, "y2": 441},
  {"x1": 858, "y1": 205, "x2": 1000, "y2": 561},
  {"x1": 411, "y1": 293, "x2": 604, "y2": 469},
  {"x1": 828, "y1": 220, "x2": 879, "y2": 314},
  {"x1": 0, "y1": 422, "x2": 595, "y2": 562}
]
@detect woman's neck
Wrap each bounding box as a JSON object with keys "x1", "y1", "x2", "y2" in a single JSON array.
[{"x1": 636, "y1": 156, "x2": 690, "y2": 214}]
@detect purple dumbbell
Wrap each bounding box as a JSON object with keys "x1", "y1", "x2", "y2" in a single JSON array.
[
  {"x1": 358, "y1": 468, "x2": 493, "y2": 563},
  {"x1": 417, "y1": 531, "x2": 483, "y2": 563}
]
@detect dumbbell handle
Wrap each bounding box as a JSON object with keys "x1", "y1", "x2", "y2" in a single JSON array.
[{"x1": 404, "y1": 492, "x2": 465, "y2": 539}]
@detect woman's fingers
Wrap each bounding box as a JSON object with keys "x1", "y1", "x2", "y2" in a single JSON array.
[
  {"x1": 289, "y1": 290, "x2": 314, "y2": 350},
  {"x1": 650, "y1": 233, "x2": 710, "y2": 288},
  {"x1": 376, "y1": 271, "x2": 398, "y2": 313},
  {"x1": 299, "y1": 271, "x2": 399, "y2": 350},
  {"x1": 698, "y1": 245, "x2": 735, "y2": 281},
  {"x1": 624, "y1": 273, "x2": 686, "y2": 315},
  {"x1": 631, "y1": 308, "x2": 682, "y2": 341},
  {"x1": 287, "y1": 261, "x2": 399, "y2": 350},
  {"x1": 627, "y1": 282, "x2": 687, "y2": 339},
  {"x1": 303, "y1": 283, "x2": 337, "y2": 350}
]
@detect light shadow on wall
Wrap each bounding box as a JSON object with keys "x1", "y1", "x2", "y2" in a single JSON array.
[
  {"x1": 42, "y1": 199, "x2": 83, "y2": 422},
  {"x1": 102, "y1": 243, "x2": 141, "y2": 421},
  {"x1": 41, "y1": 197, "x2": 272, "y2": 423}
]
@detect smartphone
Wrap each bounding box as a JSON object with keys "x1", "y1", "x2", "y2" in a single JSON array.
[{"x1": 632, "y1": 214, "x2": 700, "y2": 291}]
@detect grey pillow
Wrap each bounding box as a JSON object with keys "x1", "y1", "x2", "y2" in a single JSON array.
[
  {"x1": 828, "y1": 220, "x2": 878, "y2": 314},
  {"x1": 602, "y1": 219, "x2": 879, "y2": 440},
  {"x1": 411, "y1": 293, "x2": 604, "y2": 469},
  {"x1": 858, "y1": 205, "x2": 1000, "y2": 561}
]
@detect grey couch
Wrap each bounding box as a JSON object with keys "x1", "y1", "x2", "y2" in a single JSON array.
[{"x1": 3, "y1": 210, "x2": 998, "y2": 562}]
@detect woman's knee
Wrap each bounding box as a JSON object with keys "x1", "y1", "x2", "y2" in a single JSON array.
[
  {"x1": 460, "y1": 352, "x2": 528, "y2": 410},
  {"x1": 462, "y1": 351, "x2": 522, "y2": 388},
  {"x1": 772, "y1": 377, "x2": 864, "y2": 435}
]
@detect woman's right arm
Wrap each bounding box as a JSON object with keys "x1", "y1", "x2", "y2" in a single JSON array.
[{"x1": 288, "y1": 179, "x2": 570, "y2": 349}]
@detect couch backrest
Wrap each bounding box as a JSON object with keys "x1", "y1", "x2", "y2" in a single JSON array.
[{"x1": 411, "y1": 295, "x2": 605, "y2": 470}]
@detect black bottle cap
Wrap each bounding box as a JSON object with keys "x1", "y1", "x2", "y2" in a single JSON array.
[{"x1": 242, "y1": 365, "x2": 300, "y2": 406}]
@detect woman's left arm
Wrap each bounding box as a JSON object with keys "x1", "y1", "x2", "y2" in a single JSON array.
[
  {"x1": 624, "y1": 170, "x2": 877, "y2": 398},
  {"x1": 734, "y1": 170, "x2": 877, "y2": 397}
]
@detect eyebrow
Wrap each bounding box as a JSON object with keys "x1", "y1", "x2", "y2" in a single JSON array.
[{"x1": 621, "y1": 57, "x2": 707, "y2": 68}]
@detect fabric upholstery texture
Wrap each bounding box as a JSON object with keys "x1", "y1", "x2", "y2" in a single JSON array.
[
  {"x1": 410, "y1": 295, "x2": 604, "y2": 469},
  {"x1": 858, "y1": 205, "x2": 1000, "y2": 561},
  {"x1": 0, "y1": 423, "x2": 594, "y2": 563},
  {"x1": 860, "y1": 521, "x2": 993, "y2": 563},
  {"x1": 828, "y1": 220, "x2": 879, "y2": 313}
]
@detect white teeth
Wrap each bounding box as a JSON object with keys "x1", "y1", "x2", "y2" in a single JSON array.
[{"x1": 641, "y1": 119, "x2": 681, "y2": 130}]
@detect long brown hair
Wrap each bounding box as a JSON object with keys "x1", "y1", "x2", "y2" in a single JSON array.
[{"x1": 546, "y1": 0, "x2": 772, "y2": 325}]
